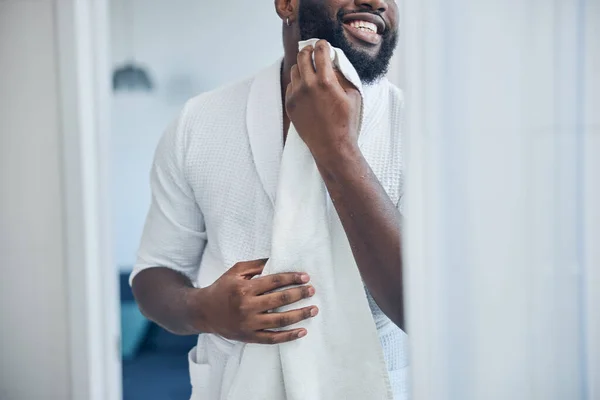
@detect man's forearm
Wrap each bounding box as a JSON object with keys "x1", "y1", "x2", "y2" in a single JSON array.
[
  {"x1": 131, "y1": 267, "x2": 208, "y2": 336},
  {"x1": 316, "y1": 143, "x2": 405, "y2": 330}
]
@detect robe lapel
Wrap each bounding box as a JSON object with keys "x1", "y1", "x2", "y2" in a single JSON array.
[
  {"x1": 246, "y1": 59, "x2": 284, "y2": 208},
  {"x1": 245, "y1": 60, "x2": 389, "y2": 207}
]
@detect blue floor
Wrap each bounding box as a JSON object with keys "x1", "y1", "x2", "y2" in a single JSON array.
[
  {"x1": 120, "y1": 271, "x2": 195, "y2": 400},
  {"x1": 122, "y1": 345, "x2": 192, "y2": 400}
]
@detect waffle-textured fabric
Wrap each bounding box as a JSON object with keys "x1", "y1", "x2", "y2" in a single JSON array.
[{"x1": 132, "y1": 55, "x2": 408, "y2": 399}]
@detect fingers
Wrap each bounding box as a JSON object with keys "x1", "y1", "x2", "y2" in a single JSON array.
[
  {"x1": 230, "y1": 258, "x2": 268, "y2": 278},
  {"x1": 251, "y1": 328, "x2": 308, "y2": 345},
  {"x1": 296, "y1": 41, "x2": 340, "y2": 93},
  {"x1": 250, "y1": 272, "x2": 310, "y2": 295},
  {"x1": 286, "y1": 64, "x2": 301, "y2": 107},
  {"x1": 334, "y1": 70, "x2": 359, "y2": 94},
  {"x1": 297, "y1": 45, "x2": 316, "y2": 84},
  {"x1": 254, "y1": 284, "x2": 315, "y2": 312},
  {"x1": 255, "y1": 306, "x2": 319, "y2": 330},
  {"x1": 250, "y1": 304, "x2": 320, "y2": 344},
  {"x1": 290, "y1": 63, "x2": 300, "y2": 84},
  {"x1": 313, "y1": 40, "x2": 336, "y2": 85}
]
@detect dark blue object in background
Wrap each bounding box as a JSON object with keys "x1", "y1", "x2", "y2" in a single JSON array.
[{"x1": 120, "y1": 272, "x2": 195, "y2": 400}]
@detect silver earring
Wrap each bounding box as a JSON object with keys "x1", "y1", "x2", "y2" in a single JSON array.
[{"x1": 286, "y1": 17, "x2": 291, "y2": 26}]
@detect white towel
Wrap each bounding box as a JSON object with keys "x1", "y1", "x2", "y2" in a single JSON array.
[{"x1": 225, "y1": 39, "x2": 393, "y2": 400}]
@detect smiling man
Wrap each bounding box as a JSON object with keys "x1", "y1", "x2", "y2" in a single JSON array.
[{"x1": 131, "y1": 0, "x2": 407, "y2": 399}]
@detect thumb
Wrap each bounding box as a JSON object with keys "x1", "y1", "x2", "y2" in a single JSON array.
[
  {"x1": 231, "y1": 258, "x2": 268, "y2": 278},
  {"x1": 334, "y1": 70, "x2": 359, "y2": 93}
]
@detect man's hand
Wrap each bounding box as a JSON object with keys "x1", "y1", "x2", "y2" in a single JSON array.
[
  {"x1": 285, "y1": 40, "x2": 362, "y2": 163},
  {"x1": 187, "y1": 259, "x2": 319, "y2": 344}
]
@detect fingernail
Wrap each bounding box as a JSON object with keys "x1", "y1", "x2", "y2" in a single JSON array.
[
  {"x1": 300, "y1": 274, "x2": 310, "y2": 283},
  {"x1": 298, "y1": 330, "x2": 307, "y2": 338},
  {"x1": 310, "y1": 308, "x2": 319, "y2": 317},
  {"x1": 308, "y1": 286, "x2": 316, "y2": 296}
]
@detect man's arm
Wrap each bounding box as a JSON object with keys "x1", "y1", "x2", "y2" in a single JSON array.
[
  {"x1": 132, "y1": 267, "x2": 200, "y2": 335},
  {"x1": 285, "y1": 41, "x2": 404, "y2": 329},
  {"x1": 316, "y1": 146, "x2": 404, "y2": 329},
  {"x1": 132, "y1": 262, "x2": 319, "y2": 343},
  {"x1": 132, "y1": 106, "x2": 317, "y2": 343}
]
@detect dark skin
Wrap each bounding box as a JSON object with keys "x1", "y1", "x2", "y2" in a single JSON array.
[
  {"x1": 133, "y1": 260, "x2": 318, "y2": 343},
  {"x1": 279, "y1": 0, "x2": 404, "y2": 329},
  {"x1": 132, "y1": 0, "x2": 402, "y2": 345}
]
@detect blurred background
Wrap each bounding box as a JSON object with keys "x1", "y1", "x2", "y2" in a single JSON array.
[{"x1": 0, "y1": 1, "x2": 598, "y2": 400}]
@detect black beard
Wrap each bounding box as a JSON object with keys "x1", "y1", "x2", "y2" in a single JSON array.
[{"x1": 297, "y1": 0, "x2": 398, "y2": 84}]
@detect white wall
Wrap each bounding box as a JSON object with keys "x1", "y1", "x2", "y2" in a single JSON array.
[
  {"x1": 110, "y1": 0, "x2": 284, "y2": 269},
  {"x1": 402, "y1": 1, "x2": 599, "y2": 399},
  {"x1": 0, "y1": 1, "x2": 70, "y2": 399}
]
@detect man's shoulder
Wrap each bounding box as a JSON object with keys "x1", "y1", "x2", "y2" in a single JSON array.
[
  {"x1": 172, "y1": 64, "x2": 276, "y2": 155},
  {"x1": 183, "y1": 76, "x2": 255, "y2": 122}
]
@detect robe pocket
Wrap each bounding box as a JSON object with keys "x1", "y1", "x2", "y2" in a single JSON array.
[
  {"x1": 388, "y1": 365, "x2": 410, "y2": 400},
  {"x1": 188, "y1": 343, "x2": 212, "y2": 399}
]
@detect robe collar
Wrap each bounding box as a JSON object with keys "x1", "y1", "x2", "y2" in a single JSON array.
[{"x1": 246, "y1": 58, "x2": 389, "y2": 207}]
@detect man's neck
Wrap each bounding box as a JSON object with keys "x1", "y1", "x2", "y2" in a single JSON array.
[{"x1": 280, "y1": 56, "x2": 295, "y2": 144}]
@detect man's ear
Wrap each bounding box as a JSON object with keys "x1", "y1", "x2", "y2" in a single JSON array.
[{"x1": 274, "y1": 0, "x2": 299, "y2": 24}]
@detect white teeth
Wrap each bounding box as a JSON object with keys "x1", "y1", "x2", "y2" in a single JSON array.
[{"x1": 349, "y1": 20, "x2": 377, "y2": 34}]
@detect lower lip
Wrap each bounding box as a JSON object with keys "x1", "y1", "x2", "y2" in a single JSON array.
[{"x1": 343, "y1": 23, "x2": 382, "y2": 45}]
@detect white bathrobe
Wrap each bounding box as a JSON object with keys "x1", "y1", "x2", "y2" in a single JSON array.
[{"x1": 132, "y1": 58, "x2": 408, "y2": 400}]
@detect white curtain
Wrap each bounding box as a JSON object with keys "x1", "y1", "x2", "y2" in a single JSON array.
[{"x1": 396, "y1": 1, "x2": 600, "y2": 399}]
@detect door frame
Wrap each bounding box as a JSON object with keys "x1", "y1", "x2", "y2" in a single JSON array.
[{"x1": 55, "y1": 1, "x2": 122, "y2": 399}]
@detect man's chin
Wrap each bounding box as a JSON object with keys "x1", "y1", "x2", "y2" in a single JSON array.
[{"x1": 340, "y1": 32, "x2": 381, "y2": 58}]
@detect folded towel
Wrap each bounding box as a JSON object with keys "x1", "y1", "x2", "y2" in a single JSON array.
[{"x1": 226, "y1": 39, "x2": 393, "y2": 400}]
